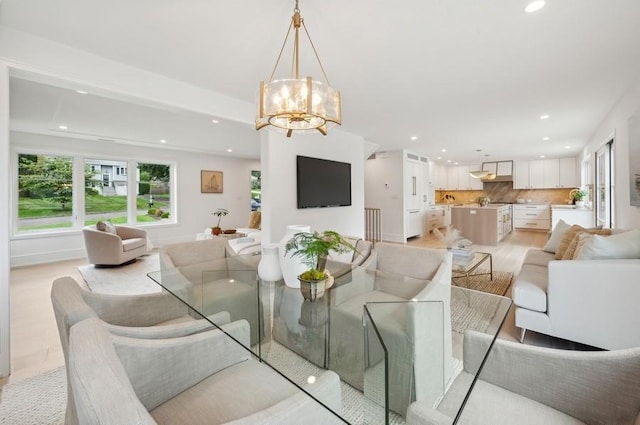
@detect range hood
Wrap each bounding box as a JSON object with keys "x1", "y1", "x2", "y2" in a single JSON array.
[{"x1": 480, "y1": 160, "x2": 513, "y2": 182}]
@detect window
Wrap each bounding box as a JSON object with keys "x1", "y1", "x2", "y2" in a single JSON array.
[
  {"x1": 17, "y1": 154, "x2": 74, "y2": 233},
  {"x1": 251, "y1": 170, "x2": 261, "y2": 211},
  {"x1": 137, "y1": 162, "x2": 172, "y2": 224},
  {"x1": 595, "y1": 140, "x2": 615, "y2": 228},
  {"x1": 15, "y1": 153, "x2": 175, "y2": 235}
]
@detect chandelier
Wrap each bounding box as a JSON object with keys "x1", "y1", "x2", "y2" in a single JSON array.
[{"x1": 256, "y1": 0, "x2": 341, "y2": 137}]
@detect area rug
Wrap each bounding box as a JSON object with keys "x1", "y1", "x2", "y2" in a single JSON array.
[
  {"x1": 451, "y1": 269, "x2": 513, "y2": 334},
  {"x1": 0, "y1": 366, "x2": 65, "y2": 425},
  {"x1": 78, "y1": 253, "x2": 161, "y2": 295}
]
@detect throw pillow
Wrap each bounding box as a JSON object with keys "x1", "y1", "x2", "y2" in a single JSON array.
[
  {"x1": 555, "y1": 225, "x2": 611, "y2": 260},
  {"x1": 543, "y1": 219, "x2": 571, "y2": 254},
  {"x1": 96, "y1": 221, "x2": 107, "y2": 231},
  {"x1": 572, "y1": 232, "x2": 594, "y2": 259},
  {"x1": 575, "y1": 229, "x2": 640, "y2": 260},
  {"x1": 104, "y1": 221, "x2": 117, "y2": 234}
]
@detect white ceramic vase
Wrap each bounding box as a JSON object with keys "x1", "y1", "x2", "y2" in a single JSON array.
[
  {"x1": 258, "y1": 243, "x2": 283, "y2": 282},
  {"x1": 278, "y1": 224, "x2": 311, "y2": 288}
]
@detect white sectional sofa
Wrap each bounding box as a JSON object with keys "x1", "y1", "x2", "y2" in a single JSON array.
[{"x1": 513, "y1": 222, "x2": 640, "y2": 350}]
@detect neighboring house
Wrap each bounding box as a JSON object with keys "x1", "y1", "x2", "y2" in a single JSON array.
[{"x1": 86, "y1": 159, "x2": 141, "y2": 196}]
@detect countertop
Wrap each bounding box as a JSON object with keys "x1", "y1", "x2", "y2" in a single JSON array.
[
  {"x1": 451, "y1": 204, "x2": 511, "y2": 209},
  {"x1": 551, "y1": 204, "x2": 593, "y2": 211}
]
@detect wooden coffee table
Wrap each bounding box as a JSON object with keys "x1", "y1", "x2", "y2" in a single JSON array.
[{"x1": 451, "y1": 251, "x2": 493, "y2": 289}]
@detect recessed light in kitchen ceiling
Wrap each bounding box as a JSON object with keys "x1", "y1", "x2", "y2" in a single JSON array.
[
  {"x1": 212, "y1": 119, "x2": 220, "y2": 124},
  {"x1": 58, "y1": 125, "x2": 68, "y2": 130},
  {"x1": 539, "y1": 114, "x2": 550, "y2": 120},
  {"x1": 410, "y1": 136, "x2": 417, "y2": 141},
  {"x1": 227, "y1": 149, "x2": 233, "y2": 153},
  {"x1": 565, "y1": 145, "x2": 571, "y2": 149},
  {"x1": 525, "y1": 1, "x2": 546, "y2": 13},
  {"x1": 160, "y1": 139, "x2": 167, "y2": 144},
  {"x1": 441, "y1": 149, "x2": 447, "y2": 152},
  {"x1": 76, "y1": 90, "x2": 88, "y2": 95},
  {"x1": 543, "y1": 137, "x2": 550, "y2": 140},
  {"x1": 540, "y1": 155, "x2": 546, "y2": 158}
]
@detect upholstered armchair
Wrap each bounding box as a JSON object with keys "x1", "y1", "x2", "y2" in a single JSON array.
[
  {"x1": 68, "y1": 318, "x2": 344, "y2": 425},
  {"x1": 406, "y1": 331, "x2": 640, "y2": 425},
  {"x1": 82, "y1": 223, "x2": 148, "y2": 266},
  {"x1": 329, "y1": 243, "x2": 453, "y2": 416},
  {"x1": 51, "y1": 276, "x2": 231, "y2": 425}
]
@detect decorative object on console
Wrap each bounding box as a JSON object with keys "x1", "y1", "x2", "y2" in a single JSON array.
[
  {"x1": 284, "y1": 230, "x2": 355, "y2": 301},
  {"x1": 211, "y1": 208, "x2": 229, "y2": 235},
  {"x1": 278, "y1": 224, "x2": 312, "y2": 288},
  {"x1": 258, "y1": 243, "x2": 283, "y2": 282},
  {"x1": 478, "y1": 196, "x2": 490, "y2": 207},
  {"x1": 569, "y1": 188, "x2": 587, "y2": 207},
  {"x1": 432, "y1": 227, "x2": 472, "y2": 250},
  {"x1": 255, "y1": 0, "x2": 341, "y2": 137}
]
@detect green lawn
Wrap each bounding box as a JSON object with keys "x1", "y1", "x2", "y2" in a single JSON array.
[
  {"x1": 19, "y1": 195, "x2": 169, "y2": 218},
  {"x1": 18, "y1": 215, "x2": 161, "y2": 231}
]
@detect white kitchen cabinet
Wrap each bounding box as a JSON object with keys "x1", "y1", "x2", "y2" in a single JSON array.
[
  {"x1": 405, "y1": 155, "x2": 424, "y2": 211},
  {"x1": 446, "y1": 166, "x2": 458, "y2": 190},
  {"x1": 406, "y1": 210, "x2": 423, "y2": 237},
  {"x1": 432, "y1": 163, "x2": 447, "y2": 190},
  {"x1": 543, "y1": 158, "x2": 560, "y2": 188},
  {"x1": 558, "y1": 157, "x2": 577, "y2": 188},
  {"x1": 515, "y1": 157, "x2": 578, "y2": 189},
  {"x1": 513, "y1": 204, "x2": 550, "y2": 230},
  {"x1": 459, "y1": 163, "x2": 483, "y2": 190},
  {"x1": 425, "y1": 205, "x2": 452, "y2": 233}
]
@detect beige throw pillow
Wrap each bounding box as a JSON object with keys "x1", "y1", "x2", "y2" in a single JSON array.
[
  {"x1": 555, "y1": 225, "x2": 612, "y2": 260},
  {"x1": 542, "y1": 219, "x2": 571, "y2": 254}
]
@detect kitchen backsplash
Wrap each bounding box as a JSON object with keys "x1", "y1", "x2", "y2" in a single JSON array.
[{"x1": 436, "y1": 181, "x2": 574, "y2": 205}]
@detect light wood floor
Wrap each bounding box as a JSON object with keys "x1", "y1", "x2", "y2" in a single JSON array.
[{"x1": 0, "y1": 229, "x2": 582, "y2": 387}]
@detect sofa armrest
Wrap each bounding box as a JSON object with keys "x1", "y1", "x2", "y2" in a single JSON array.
[
  {"x1": 547, "y1": 259, "x2": 640, "y2": 349},
  {"x1": 113, "y1": 319, "x2": 251, "y2": 410},
  {"x1": 463, "y1": 331, "x2": 640, "y2": 425}
]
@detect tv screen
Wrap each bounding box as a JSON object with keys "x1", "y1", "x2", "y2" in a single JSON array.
[{"x1": 296, "y1": 156, "x2": 352, "y2": 209}]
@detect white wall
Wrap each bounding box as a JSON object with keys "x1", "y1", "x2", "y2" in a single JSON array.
[
  {"x1": 364, "y1": 151, "x2": 405, "y2": 242},
  {"x1": 10, "y1": 131, "x2": 260, "y2": 266},
  {"x1": 260, "y1": 129, "x2": 365, "y2": 244},
  {"x1": 581, "y1": 74, "x2": 640, "y2": 229}
]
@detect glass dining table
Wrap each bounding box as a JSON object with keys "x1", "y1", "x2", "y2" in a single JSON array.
[{"x1": 147, "y1": 254, "x2": 512, "y2": 425}]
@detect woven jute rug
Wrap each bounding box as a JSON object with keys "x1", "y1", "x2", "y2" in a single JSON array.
[
  {"x1": 451, "y1": 269, "x2": 513, "y2": 334},
  {"x1": 0, "y1": 366, "x2": 65, "y2": 425}
]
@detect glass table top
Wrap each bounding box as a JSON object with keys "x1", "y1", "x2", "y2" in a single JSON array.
[{"x1": 147, "y1": 256, "x2": 512, "y2": 425}]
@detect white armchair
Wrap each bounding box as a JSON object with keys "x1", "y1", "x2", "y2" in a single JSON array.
[
  {"x1": 407, "y1": 331, "x2": 640, "y2": 425},
  {"x1": 82, "y1": 224, "x2": 148, "y2": 266},
  {"x1": 68, "y1": 318, "x2": 344, "y2": 425}
]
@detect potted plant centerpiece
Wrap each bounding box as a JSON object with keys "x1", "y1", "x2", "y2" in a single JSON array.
[
  {"x1": 285, "y1": 230, "x2": 356, "y2": 301},
  {"x1": 211, "y1": 208, "x2": 229, "y2": 235},
  {"x1": 570, "y1": 189, "x2": 587, "y2": 208}
]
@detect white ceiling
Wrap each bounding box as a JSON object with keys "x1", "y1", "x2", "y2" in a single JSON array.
[{"x1": 2, "y1": 0, "x2": 640, "y2": 163}]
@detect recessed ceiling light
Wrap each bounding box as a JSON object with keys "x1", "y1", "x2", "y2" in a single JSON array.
[
  {"x1": 58, "y1": 125, "x2": 68, "y2": 130},
  {"x1": 410, "y1": 136, "x2": 417, "y2": 141},
  {"x1": 525, "y1": 1, "x2": 546, "y2": 13},
  {"x1": 539, "y1": 114, "x2": 550, "y2": 120},
  {"x1": 454, "y1": 162, "x2": 459, "y2": 165},
  {"x1": 160, "y1": 139, "x2": 167, "y2": 144},
  {"x1": 212, "y1": 119, "x2": 220, "y2": 124},
  {"x1": 543, "y1": 137, "x2": 550, "y2": 141},
  {"x1": 436, "y1": 157, "x2": 442, "y2": 160},
  {"x1": 227, "y1": 149, "x2": 233, "y2": 153},
  {"x1": 441, "y1": 149, "x2": 447, "y2": 153},
  {"x1": 76, "y1": 90, "x2": 88, "y2": 95},
  {"x1": 565, "y1": 145, "x2": 571, "y2": 149},
  {"x1": 540, "y1": 155, "x2": 546, "y2": 158},
  {"x1": 447, "y1": 159, "x2": 451, "y2": 163}
]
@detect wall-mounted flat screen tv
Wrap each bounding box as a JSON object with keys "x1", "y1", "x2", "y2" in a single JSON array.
[{"x1": 297, "y1": 155, "x2": 352, "y2": 209}]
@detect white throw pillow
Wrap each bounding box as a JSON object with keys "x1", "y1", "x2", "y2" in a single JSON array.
[
  {"x1": 542, "y1": 219, "x2": 571, "y2": 254},
  {"x1": 575, "y1": 229, "x2": 640, "y2": 260}
]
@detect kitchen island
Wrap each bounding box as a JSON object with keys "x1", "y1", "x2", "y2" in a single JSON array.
[{"x1": 451, "y1": 204, "x2": 512, "y2": 246}]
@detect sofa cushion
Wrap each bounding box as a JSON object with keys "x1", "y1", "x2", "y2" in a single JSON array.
[
  {"x1": 522, "y1": 249, "x2": 555, "y2": 268},
  {"x1": 575, "y1": 229, "x2": 640, "y2": 260},
  {"x1": 542, "y1": 219, "x2": 571, "y2": 254},
  {"x1": 512, "y1": 264, "x2": 548, "y2": 312}
]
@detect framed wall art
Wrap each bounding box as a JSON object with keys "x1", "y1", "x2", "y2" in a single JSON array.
[{"x1": 201, "y1": 170, "x2": 223, "y2": 193}]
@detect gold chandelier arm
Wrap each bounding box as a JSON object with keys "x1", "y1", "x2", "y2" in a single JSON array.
[
  {"x1": 301, "y1": 20, "x2": 332, "y2": 86},
  {"x1": 268, "y1": 19, "x2": 294, "y2": 82}
]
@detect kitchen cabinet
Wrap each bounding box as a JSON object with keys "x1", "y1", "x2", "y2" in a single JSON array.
[
  {"x1": 482, "y1": 160, "x2": 513, "y2": 178},
  {"x1": 406, "y1": 209, "x2": 423, "y2": 238},
  {"x1": 457, "y1": 164, "x2": 483, "y2": 190},
  {"x1": 515, "y1": 157, "x2": 577, "y2": 189},
  {"x1": 551, "y1": 206, "x2": 593, "y2": 228},
  {"x1": 431, "y1": 163, "x2": 447, "y2": 190},
  {"x1": 425, "y1": 205, "x2": 451, "y2": 233},
  {"x1": 513, "y1": 204, "x2": 550, "y2": 230},
  {"x1": 405, "y1": 156, "x2": 424, "y2": 211}
]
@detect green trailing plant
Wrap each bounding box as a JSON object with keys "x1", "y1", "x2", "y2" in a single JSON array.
[
  {"x1": 211, "y1": 208, "x2": 229, "y2": 228},
  {"x1": 285, "y1": 230, "x2": 356, "y2": 281}
]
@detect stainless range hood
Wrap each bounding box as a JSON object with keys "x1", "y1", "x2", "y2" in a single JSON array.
[{"x1": 480, "y1": 160, "x2": 513, "y2": 182}]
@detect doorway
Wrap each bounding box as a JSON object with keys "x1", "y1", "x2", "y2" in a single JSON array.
[{"x1": 595, "y1": 140, "x2": 615, "y2": 228}]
